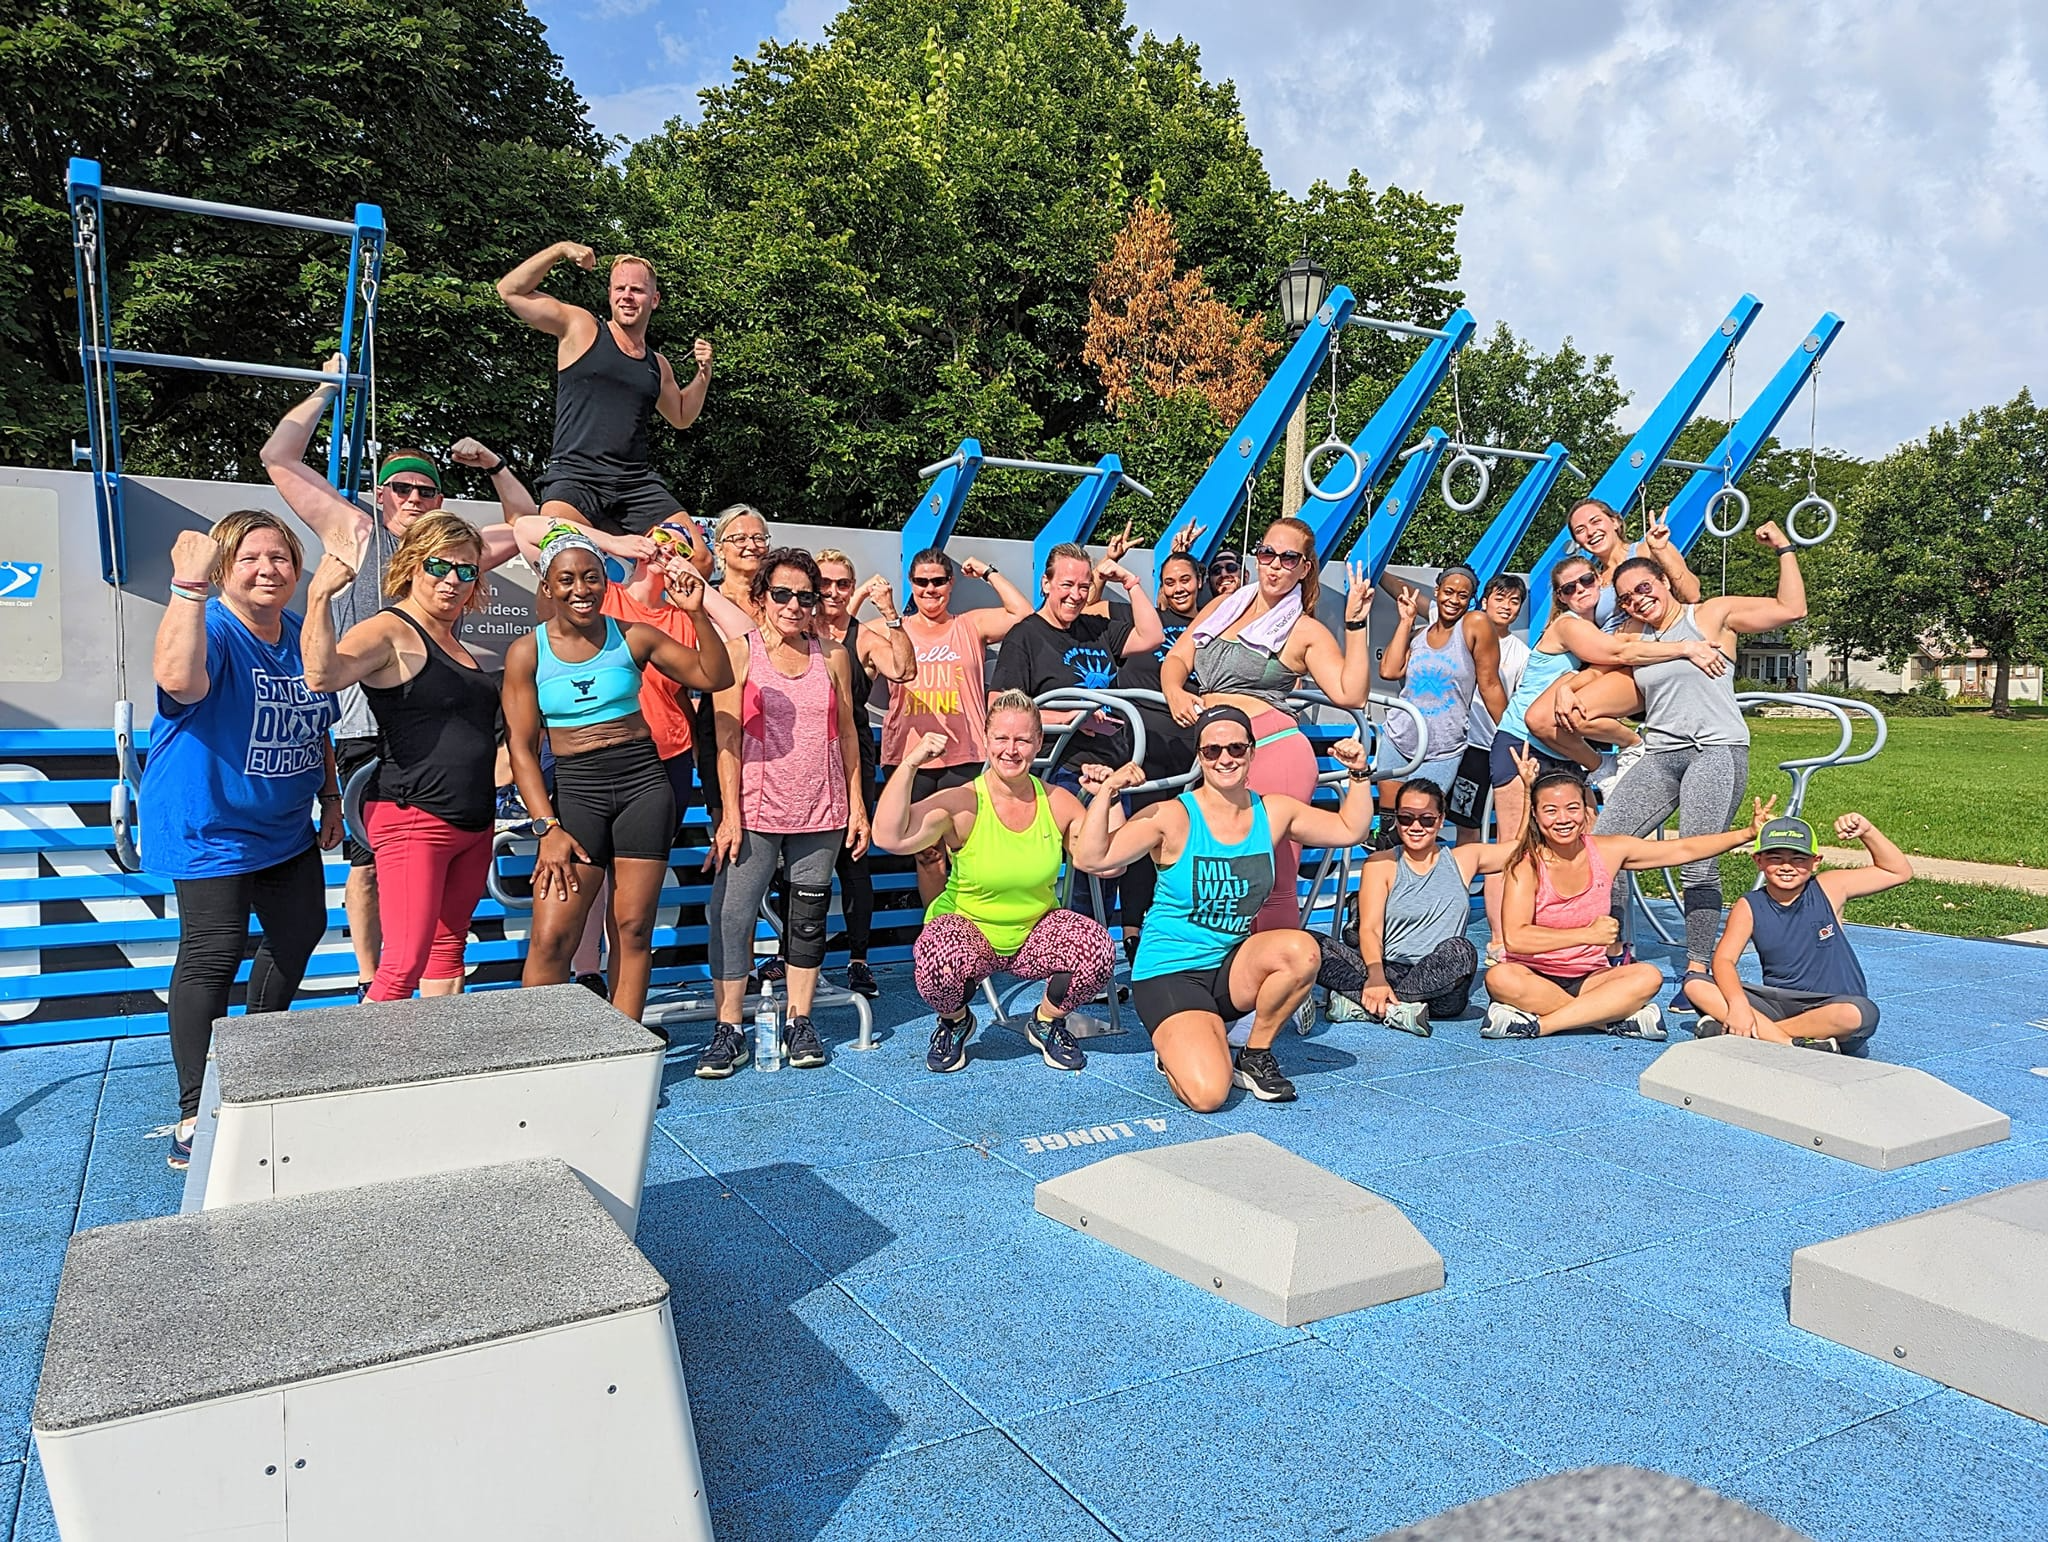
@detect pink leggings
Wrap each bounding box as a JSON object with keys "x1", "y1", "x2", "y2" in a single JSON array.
[
  {"x1": 1246, "y1": 710, "x2": 1318, "y2": 932},
  {"x1": 363, "y1": 801, "x2": 493, "y2": 1001},
  {"x1": 913, "y1": 909, "x2": 1115, "y2": 1018}
]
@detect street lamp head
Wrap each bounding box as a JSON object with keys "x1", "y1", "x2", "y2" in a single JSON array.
[{"x1": 1277, "y1": 247, "x2": 1329, "y2": 338}]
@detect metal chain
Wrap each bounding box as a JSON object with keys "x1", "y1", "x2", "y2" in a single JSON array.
[
  {"x1": 1806, "y1": 367, "x2": 1820, "y2": 496},
  {"x1": 1325, "y1": 334, "x2": 1341, "y2": 441},
  {"x1": 74, "y1": 198, "x2": 128, "y2": 705}
]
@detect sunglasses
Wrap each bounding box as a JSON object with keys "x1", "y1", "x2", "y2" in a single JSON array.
[
  {"x1": 767, "y1": 585, "x2": 821, "y2": 610},
  {"x1": 651, "y1": 525, "x2": 696, "y2": 548},
  {"x1": 1197, "y1": 739, "x2": 1254, "y2": 763},
  {"x1": 1620, "y1": 580, "x2": 1662, "y2": 602},
  {"x1": 1393, "y1": 811, "x2": 1441, "y2": 829},
  {"x1": 1558, "y1": 572, "x2": 1601, "y2": 596},
  {"x1": 386, "y1": 480, "x2": 441, "y2": 501},
  {"x1": 819, "y1": 576, "x2": 856, "y2": 591},
  {"x1": 1253, "y1": 545, "x2": 1306, "y2": 570},
  {"x1": 421, "y1": 556, "x2": 479, "y2": 583},
  {"x1": 911, "y1": 575, "x2": 952, "y2": 588}
]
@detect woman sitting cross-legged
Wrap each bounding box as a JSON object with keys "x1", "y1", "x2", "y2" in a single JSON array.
[
  {"x1": 1071, "y1": 706, "x2": 1376, "y2": 1111},
  {"x1": 1319, "y1": 746, "x2": 1539, "y2": 1037},
  {"x1": 874, "y1": 692, "x2": 1119, "y2": 1074},
  {"x1": 1483, "y1": 770, "x2": 1776, "y2": 1040}
]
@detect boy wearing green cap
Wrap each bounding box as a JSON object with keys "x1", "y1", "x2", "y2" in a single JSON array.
[{"x1": 1687, "y1": 812, "x2": 1912, "y2": 1053}]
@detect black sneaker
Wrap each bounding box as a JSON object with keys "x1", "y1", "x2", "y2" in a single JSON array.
[
  {"x1": 1666, "y1": 976, "x2": 1703, "y2": 1017},
  {"x1": 167, "y1": 1127, "x2": 194, "y2": 1170},
  {"x1": 1692, "y1": 1017, "x2": 1725, "y2": 1039},
  {"x1": 695, "y1": 1021, "x2": 750, "y2": 1079},
  {"x1": 1792, "y1": 1035, "x2": 1842, "y2": 1054},
  {"x1": 1231, "y1": 1046, "x2": 1297, "y2": 1102},
  {"x1": 575, "y1": 971, "x2": 609, "y2": 1000},
  {"x1": 846, "y1": 960, "x2": 879, "y2": 999},
  {"x1": 1024, "y1": 1012, "x2": 1086, "y2": 1071},
  {"x1": 926, "y1": 1007, "x2": 977, "y2": 1073},
  {"x1": 783, "y1": 1015, "x2": 829, "y2": 1069}
]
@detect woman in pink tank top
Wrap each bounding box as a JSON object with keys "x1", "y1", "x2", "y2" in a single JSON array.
[
  {"x1": 698, "y1": 549, "x2": 869, "y2": 1079},
  {"x1": 882, "y1": 546, "x2": 1036, "y2": 903},
  {"x1": 1483, "y1": 769, "x2": 1772, "y2": 1040}
]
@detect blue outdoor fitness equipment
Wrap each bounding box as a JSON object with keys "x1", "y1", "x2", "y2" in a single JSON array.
[{"x1": 66, "y1": 158, "x2": 386, "y2": 584}]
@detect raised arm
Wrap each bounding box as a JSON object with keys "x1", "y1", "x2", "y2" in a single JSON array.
[
  {"x1": 856, "y1": 578, "x2": 916, "y2": 683},
  {"x1": 1817, "y1": 813, "x2": 1915, "y2": 906},
  {"x1": 446, "y1": 437, "x2": 540, "y2": 565},
  {"x1": 1265, "y1": 738, "x2": 1375, "y2": 850},
  {"x1": 965, "y1": 556, "x2": 1036, "y2": 644},
  {"x1": 656, "y1": 340, "x2": 713, "y2": 431},
  {"x1": 1642, "y1": 509, "x2": 1702, "y2": 604},
  {"x1": 300, "y1": 541, "x2": 404, "y2": 693},
  {"x1": 1098, "y1": 560, "x2": 1164, "y2": 655},
  {"x1": 154, "y1": 532, "x2": 219, "y2": 707},
  {"x1": 496, "y1": 241, "x2": 599, "y2": 341},
  {"x1": 871, "y1": 733, "x2": 968, "y2": 855},
  {"x1": 1554, "y1": 614, "x2": 1728, "y2": 674},
  {"x1": 1069, "y1": 762, "x2": 1166, "y2": 872},
  {"x1": 1296, "y1": 563, "x2": 1376, "y2": 707},
  {"x1": 259, "y1": 358, "x2": 368, "y2": 551},
  {"x1": 1377, "y1": 584, "x2": 1422, "y2": 681},
  {"x1": 1603, "y1": 796, "x2": 1776, "y2": 872},
  {"x1": 1708, "y1": 523, "x2": 1807, "y2": 637}
]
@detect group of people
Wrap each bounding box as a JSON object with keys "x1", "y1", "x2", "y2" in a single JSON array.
[{"x1": 138, "y1": 245, "x2": 1908, "y2": 1170}]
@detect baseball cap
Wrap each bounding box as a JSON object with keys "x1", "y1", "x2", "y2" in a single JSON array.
[{"x1": 1754, "y1": 817, "x2": 1818, "y2": 856}]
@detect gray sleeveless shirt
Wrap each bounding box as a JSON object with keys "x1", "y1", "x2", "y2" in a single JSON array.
[
  {"x1": 1383, "y1": 849, "x2": 1471, "y2": 963},
  {"x1": 1633, "y1": 605, "x2": 1749, "y2": 750},
  {"x1": 328, "y1": 519, "x2": 400, "y2": 741}
]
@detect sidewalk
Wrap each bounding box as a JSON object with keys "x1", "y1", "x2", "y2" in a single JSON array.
[{"x1": 1818, "y1": 844, "x2": 2048, "y2": 943}]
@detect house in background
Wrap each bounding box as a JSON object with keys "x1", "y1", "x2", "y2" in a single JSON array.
[
  {"x1": 1738, "y1": 629, "x2": 1811, "y2": 688},
  {"x1": 1804, "y1": 637, "x2": 2043, "y2": 702}
]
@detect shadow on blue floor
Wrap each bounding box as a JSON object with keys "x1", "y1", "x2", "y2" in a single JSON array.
[{"x1": 3, "y1": 925, "x2": 2046, "y2": 1541}]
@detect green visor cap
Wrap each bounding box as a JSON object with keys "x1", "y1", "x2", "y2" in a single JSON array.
[{"x1": 1754, "y1": 816, "x2": 1819, "y2": 856}]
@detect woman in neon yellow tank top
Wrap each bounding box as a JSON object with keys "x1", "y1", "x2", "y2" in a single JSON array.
[{"x1": 873, "y1": 690, "x2": 1118, "y2": 1077}]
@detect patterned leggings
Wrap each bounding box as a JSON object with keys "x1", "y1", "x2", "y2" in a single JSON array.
[
  {"x1": 913, "y1": 909, "x2": 1116, "y2": 1018},
  {"x1": 1315, "y1": 932, "x2": 1479, "y2": 1018}
]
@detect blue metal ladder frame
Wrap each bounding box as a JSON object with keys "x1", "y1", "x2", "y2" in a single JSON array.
[{"x1": 66, "y1": 157, "x2": 387, "y2": 582}]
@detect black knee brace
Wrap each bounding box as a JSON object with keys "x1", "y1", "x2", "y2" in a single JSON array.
[{"x1": 786, "y1": 884, "x2": 832, "y2": 969}]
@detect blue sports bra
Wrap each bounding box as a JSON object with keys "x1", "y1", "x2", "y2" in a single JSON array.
[{"x1": 534, "y1": 618, "x2": 643, "y2": 727}]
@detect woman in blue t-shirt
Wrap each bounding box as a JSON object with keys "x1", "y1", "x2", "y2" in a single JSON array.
[{"x1": 142, "y1": 514, "x2": 341, "y2": 1169}]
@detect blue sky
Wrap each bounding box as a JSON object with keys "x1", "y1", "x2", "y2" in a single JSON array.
[{"x1": 530, "y1": 1, "x2": 2048, "y2": 461}]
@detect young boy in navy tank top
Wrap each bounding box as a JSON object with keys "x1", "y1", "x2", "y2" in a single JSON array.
[{"x1": 1685, "y1": 813, "x2": 1912, "y2": 1054}]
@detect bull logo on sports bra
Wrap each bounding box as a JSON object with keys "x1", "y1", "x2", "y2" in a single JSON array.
[{"x1": 571, "y1": 676, "x2": 596, "y2": 696}]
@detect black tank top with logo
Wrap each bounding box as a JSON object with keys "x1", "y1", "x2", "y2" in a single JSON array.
[
  {"x1": 549, "y1": 321, "x2": 660, "y2": 477},
  {"x1": 362, "y1": 612, "x2": 503, "y2": 831}
]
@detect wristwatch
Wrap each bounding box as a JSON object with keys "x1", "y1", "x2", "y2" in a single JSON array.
[
  {"x1": 530, "y1": 816, "x2": 559, "y2": 837},
  {"x1": 1344, "y1": 618, "x2": 1369, "y2": 632},
  {"x1": 884, "y1": 615, "x2": 904, "y2": 629},
  {"x1": 479, "y1": 457, "x2": 507, "y2": 477}
]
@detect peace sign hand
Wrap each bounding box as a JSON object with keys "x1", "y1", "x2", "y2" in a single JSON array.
[
  {"x1": 1747, "y1": 795, "x2": 1780, "y2": 839},
  {"x1": 1344, "y1": 562, "x2": 1374, "y2": 625},
  {"x1": 1170, "y1": 522, "x2": 1207, "y2": 555},
  {"x1": 1511, "y1": 741, "x2": 1540, "y2": 787},
  {"x1": 1644, "y1": 507, "x2": 1673, "y2": 551},
  {"x1": 1104, "y1": 519, "x2": 1134, "y2": 564}
]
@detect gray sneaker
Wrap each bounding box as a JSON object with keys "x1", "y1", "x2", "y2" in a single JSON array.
[
  {"x1": 1382, "y1": 1001, "x2": 1432, "y2": 1038},
  {"x1": 1482, "y1": 1002, "x2": 1541, "y2": 1039},
  {"x1": 1608, "y1": 1003, "x2": 1666, "y2": 1041},
  {"x1": 1324, "y1": 989, "x2": 1372, "y2": 1023}
]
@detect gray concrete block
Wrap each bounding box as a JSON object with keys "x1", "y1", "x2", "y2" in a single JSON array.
[
  {"x1": 1791, "y1": 1179, "x2": 2048, "y2": 1422},
  {"x1": 35, "y1": 1159, "x2": 668, "y2": 1431},
  {"x1": 1371, "y1": 1466, "x2": 1810, "y2": 1541},
  {"x1": 1034, "y1": 1132, "x2": 1442, "y2": 1325},
  {"x1": 213, "y1": 982, "x2": 660, "y2": 1104},
  {"x1": 1638, "y1": 1036, "x2": 2008, "y2": 1169}
]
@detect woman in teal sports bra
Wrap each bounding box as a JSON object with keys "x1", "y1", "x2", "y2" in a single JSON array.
[
  {"x1": 1073, "y1": 705, "x2": 1375, "y2": 1112},
  {"x1": 502, "y1": 525, "x2": 732, "y2": 1021}
]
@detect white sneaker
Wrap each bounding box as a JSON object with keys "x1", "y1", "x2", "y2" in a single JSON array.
[
  {"x1": 1589, "y1": 751, "x2": 1621, "y2": 794},
  {"x1": 1611, "y1": 1003, "x2": 1666, "y2": 1041},
  {"x1": 1481, "y1": 1002, "x2": 1541, "y2": 1039},
  {"x1": 1383, "y1": 1001, "x2": 1433, "y2": 1038}
]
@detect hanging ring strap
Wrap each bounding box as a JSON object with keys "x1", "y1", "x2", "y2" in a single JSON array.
[{"x1": 1784, "y1": 366, "x2": 1835, "y2": 546}]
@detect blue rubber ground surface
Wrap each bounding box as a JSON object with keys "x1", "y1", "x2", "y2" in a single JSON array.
[{"x1": 2, "y1": 923, "x2": 2045, "y2": 1540}]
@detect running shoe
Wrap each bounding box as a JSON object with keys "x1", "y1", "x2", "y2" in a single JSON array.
[
  {"x1": 1607, "y1": 1003, "x2": 1667, "y2": 1040},
  {"x1": 1382, "y1": 1001, "x2": 1433, "y2": 1038},
  {"x1": 1482, "y1": 1002, "x2": 1542, "y2": 1039},
  {"x1": 926, "y1": 1007, "x2": 978, "y2": 1073},
  {"x1": 1589, "y1": 750, "x2": 1622, "y2": 795},
  {"x1": 783, "y1": 1015, "x2": 829, "y2": 1069},
  {"x1": 1294, "y1": 998, "x2": 1316, "y2": 1035},
  {"x1": 1024, "y1": 1012, "x2": 1087, "y2": 1072},
  {"x1": 1665, "y1": 976, "x2": 1704, "y2": 1016},
  {"x1": 1325, "y1": 989, "x2": 1371, "y2": 1023},
  {"x1": 1231, "y1": 1046, "x2": 1297, "y2": 1102},
  {"x1": 1691, "y1": 1017, "x2": 1725, "y2": 1039},
  {"x1": 167, "y1": 1128, "x2": 193, "y2": 1171},
  {"x1": 846, "y1": 960, "x2": 880, "y2": 999},
  {"x1": 575, "y1": 971, "x2": 610, "y2": 1000},
  {"x1": 694, "y1": 1021, "x2": 750, "y2": 1079},
  {"x1": 1792, "y1": 1035, "x2": 1842, "y2": 1054}
]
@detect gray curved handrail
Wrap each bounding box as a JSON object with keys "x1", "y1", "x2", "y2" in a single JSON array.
[
  {"x1": 1032, "y1": 687, "x2": 1150, "y2": 774},
  {"x1": 1101, "y1": 688, "x2": 1202, "y2": 797},
  {"x1": 109, "y1": 700, "x2": 143, "y2": 873},
  {"x1": 340, "y1": 755, "x2": 379, "y2": 851},
  {"x1": 488, "y1": 824, "x2": 538, "y2": 911}
]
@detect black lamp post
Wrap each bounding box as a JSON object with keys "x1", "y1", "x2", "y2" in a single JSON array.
[{"x1": 1277, "y1": 246, "x2": 1329, "y2": 338}]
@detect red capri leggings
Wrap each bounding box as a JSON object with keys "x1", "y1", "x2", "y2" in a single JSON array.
[
  {"x1": 363, "y1": 800, "x2": 493, "y2": 1001},
  {"x1": 1246, "y1": 709, "x2": 1319, "y2": 932}
]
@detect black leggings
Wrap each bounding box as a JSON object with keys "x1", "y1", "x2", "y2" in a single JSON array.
[
  {"x1": 168, "y1": 843, "x2": 327, "y2": 1118},
  {"x1": 552, "y1": 738, "x2": 676, "y2": 865},
  {"x1": 1315, "y1": 932, "x2": 1479, "y2": 1019},
  {"x1": 774, "y1": 762, "x2": 876, "y2": 956}
]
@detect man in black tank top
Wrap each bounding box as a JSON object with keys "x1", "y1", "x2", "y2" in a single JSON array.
[{"x1": 498, "y1": 241, "x2": 716, "y2": 541}]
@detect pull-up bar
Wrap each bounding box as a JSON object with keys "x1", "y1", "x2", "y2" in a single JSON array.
[
  {"x1": 83, "y1": 181, "x2": 364, "y2": 239},
  {"x1": 917, "y1": 451, "x2": 1152, "y2": 498},
  {"x1": 1349, "y1": 315, "x2": 1453, "y2": 342},
  {"x1": 79, "y1": 348, "x2": 369, "y2": 388}
]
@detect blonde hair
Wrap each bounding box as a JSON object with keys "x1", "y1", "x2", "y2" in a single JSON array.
[
  {"x1": 384, "y1": 512, "x2": 489, "y2": 613},
  {"x1": 713, "y1": 504, "x2": 767, "y2": 542},
  {"x1": 207, "y1": 510, "x2": 303, "y2": 586},
  {"x1": 814, "y1": 547, "x2": 855, "y2": 573},
  {"x1": 1260, "y1": 516, "x2": 1321, "y2": 613},
  {"x1": 985, "y1": 688, "x2": 1043, "y2": 735},
  {"x1": 609, "y1": 253, "x2": 660, "y2": 291}
]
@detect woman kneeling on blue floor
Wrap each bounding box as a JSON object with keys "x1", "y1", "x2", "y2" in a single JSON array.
[
  {"x1": 1071, "y1": 705, "x2": 1375, "y2": 1112},
  {"x1": 1483, "y1": 770, "x2": 1775, "y2": 1041}
]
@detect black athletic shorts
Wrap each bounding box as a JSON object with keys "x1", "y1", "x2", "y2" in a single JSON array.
[
  {"x1": 1531, "y1": 965, "x2": 1608, "y2": 997},
  {"x1": 551, "y1": 737, "x2": 675, "y2": 866},
  {"x1": 1488, "y1": 731, "x2": 1577, "y2": 790},
  {"x1": 1132, "y1": 943, "x2": 1248, "y2": 1035},
  {"x1": 336, "y1": 735, "x2": 383, "y2": 869},
  {"x1": 1445, "y1": 744, "x2": 1494, "y2": 830},
  {"x1": 538, "y1": 468, "x2": 681, "y2": 536},
  {"x1": 1741, "y1": 981, "x2": 1879, "y2": 1053}
]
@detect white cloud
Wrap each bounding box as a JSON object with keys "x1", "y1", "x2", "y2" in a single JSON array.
[
  {"x1": 584, "y1": 80, "x2": 710, "y2": 143},
  {"x1": 1123, "y1": 0, "x2": 2048, "y2": 457},
  {"x1": 774, "y1": 0, "x2": 842, "y2": 42}
]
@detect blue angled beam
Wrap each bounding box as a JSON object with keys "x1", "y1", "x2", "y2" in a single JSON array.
[
  {"x1": 1152, "y1": 285, "x2": 1359, "y2": 573},
  {"x1": 1299, "y1": 310, "x2": 1477, "y2": 562},
  {"x1": 1348, "y1": 428, "x2": 1446, "y2": 582},
  {"x1": 1665, "y1": 314, "x2": 1845, "y2": 555},
  {"x1": 1465, "y1": 443, "x2": 1574, "y2": 588},
  {"x1": 1032, "y1": 454, "x2": 1130, "y2": 603},
  {"x1": 1525, "y1": 293, "x2": 1763, "y2": 630},
  {"x1": 898, "y1": 439, "x2": 984, "y2": 591}
]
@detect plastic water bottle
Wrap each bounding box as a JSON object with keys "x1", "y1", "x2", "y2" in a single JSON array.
[{"x1": 754, "y1": 984, "x2": 782, "y2": 1073}]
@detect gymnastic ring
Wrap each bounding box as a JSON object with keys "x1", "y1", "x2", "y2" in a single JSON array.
[
  {"x1": 1303, "y1": 438, "x2": 1366, "y2": 503},
  {"x1": 1785, "y1": 493, "x2": 1838, "y2": 547},
  {"x1": 1439, "y1": 451, "x2": 1490, "y2": 514},
  {"x1": 109, "y1": 781, "x2": 142, "y2": 874},
  {"x1": 1702, "y1": 485, "x2": 1751, "y2": 539},
  {"x1": 341, "y1": 755, "x2": 379, "y2": 851},
  {"x1": 487, "y1": 826, "x2": 536, "y2": 911}
]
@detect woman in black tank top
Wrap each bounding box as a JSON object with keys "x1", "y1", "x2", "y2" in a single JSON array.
[{"x1": 303, "y1": 513, "x2": 503, "y2": 1003}]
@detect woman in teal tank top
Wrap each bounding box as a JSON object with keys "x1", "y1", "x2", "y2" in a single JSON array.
[
  {"x1": 872, "y1": 691, "x2": 1116, "y2": 1075},
  {"x1": 1073, "y1": 705, "x2": 1376, "y2": 1112}
]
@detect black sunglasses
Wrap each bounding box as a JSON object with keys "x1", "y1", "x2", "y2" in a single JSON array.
[
  {"x1": 767, "y1": 585, "x2": 821, "y2": 610},
  {"x1": 421, "y1": 556, "x2": 479, "y2": 583},
  {"x1": 1253, "y1": 545, "x2": 1307, "y2": 570},
  {"x1": 386, "y1": 480, "x2": 441, "y2": 501},
  {"x1": 1197, "y1": 739, "x2": 1253, "y2": 763},
  {"x1": 910, "y1": 574, "x2": 952, "y2": 588},
  {"x1": 1558, "y1": 572, "x2": 1601, "y2": 595},
  {"x1": 1393, "y1": 810, "x2": 1441, "y2": 828}
]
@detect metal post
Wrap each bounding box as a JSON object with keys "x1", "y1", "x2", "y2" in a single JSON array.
[{"x1": 1280, "y1": 400, "x2": 1309, "y2": 518}]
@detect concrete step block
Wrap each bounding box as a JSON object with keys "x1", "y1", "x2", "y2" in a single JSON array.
[
  {"x1": 1791, "y1": 1179, "x2": 2048, "y2": 1422},
  {"x1": 195, "y1": 984, "x2": 664, "y2": 1230},
  {"x1": 1638, "y1": 1036, "x2": 2008, "y2": 1170},
  {"x1": 1371, "y1": 1465, "x2": 1810, "y2": 1540},
  {"x1": 1034, "y1": 1132, "x2": 1442, "y2": 1326}
]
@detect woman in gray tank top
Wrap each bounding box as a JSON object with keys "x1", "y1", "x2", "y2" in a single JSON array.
[
  {"x1": 1589, "y1": 521, "x2": 1809, "y2": 989},
  {"x1": 1377, "y1": 566, "x2": 1508, "y2": 839}
]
